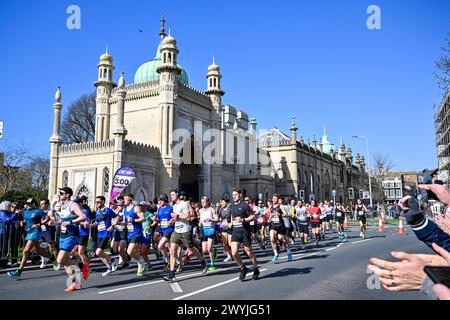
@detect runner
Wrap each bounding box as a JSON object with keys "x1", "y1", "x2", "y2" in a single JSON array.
[
  {"x1": 256, "y1": 199, "x2": 268, "y2": 250},
  {"x1": 228, "y1": 188, "x2": 260, "y2": 281},
  {"x1": 284, "y1": 199, "x2": 296, "y2": 245},
  {"x1": 89, "y1": 196, "x2": 117, "y2": 276},
  {"x1": 141, "y1": 201, "x2": 155, "y2": 271},
  {"x1": 295, "y1": 200, "x2": 309, "y2": 249},
  {"x1": 218, "y1": 198, "x2": 233, "y2": 262},
  {"x1": 354, "y1": 199, "x2": 368, "y2": 239},
  {"x1": 308, "y1": 199, "x2": 322, "y2": 246},
  {"x1": 123, "y1": 194, "x2": 147, "y2": 276},
  {"x1": 111, "y1": 200, "x2": 129, "y2": 269},
  {"x1": 38, "y1": 199, "x2": 57, "y2": 269},
  {"x1": 53, "y1": 187, "x2": 86, "y2": 292},
  {"x1": 335, "y1": 201, "x2": 346, "y2": 239},
  {"x1": 319, "y1": 201, "x2": 327, "y2": 240},
  {"x1": 199, "y1": 195, "x2": 219, "y2": 271},
  {"x1": 268, "y1": 194, "x2": 292, "y2": 262},
  {"x1": 155, "y1": 194, "x2": 174, "y2": 269},
  {"x1": 75, "y1": 198, "x2": 91, "y2": 280},
  {"x1": 325, "y1": 201, "x2": 334, "y2": 231},
  {"x1": 163, "y1": 190, "x2": 207, "y2": 282},
  {"x1": 7, "y1": 198, "x2": 54, "y2": 279},
  {"x1": 244, "y1": 197, "x2": 260, "y2": 247}
]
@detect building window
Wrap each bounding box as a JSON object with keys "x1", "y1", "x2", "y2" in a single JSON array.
[
  {"x1": 384, "y1": 190, "x2": 389, "y2": 198},
  {"x1": 390, "y1": 190, "x2": 395, "y2": 198},
  {"x1": 103, "y1": 167, "x2": 110, "y2": 195},
  {"x1": 396, "y1": 189, "x2": 401, "y2": 198},
  {"x1": 62, "y1": 171, "x2": 68, "y2": 188}
]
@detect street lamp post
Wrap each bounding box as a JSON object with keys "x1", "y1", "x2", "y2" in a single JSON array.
[{"x1": 352, "y1": 135, "x2": 373, "y2": 208}]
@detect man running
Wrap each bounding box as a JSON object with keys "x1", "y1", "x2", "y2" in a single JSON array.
[
  {"x1": 199, "y1": 195, "x2": 219, "y2": 271},
  {"x1": 308, "y1": 199, "x2": 322, "y2": 246},
  {"x1": 75, "y1": 198, "x2": 91, "y2": 280},
  {"x1": 154, "y1": 194, "x2": 174, "y2": 269},
  {"x1": 268, "y1": 194, "x2": 292, "y2": 262},
  {"x1": 228, "y1": 188, "x2": 260, "y2": 281},
  {"x1": 54, "y1": 187, "x2": 86, "y2": 292},
  {"x1": 163, "y1": 190, "x2": 207, "y2": 282},
  {"x1": 244, "y1": 197, "x2": 260, "y2": 246},
  {"x1": 123, "y1": 194, "x2": 147, "y2": 276},
  {"x1": 91, "y1": 196, "x2": 118, "y2": 276},
  {"x1": 295, "y1": 200, "x2": 309, "y2": 249},
  {"x1": 111, "y1": 201, "x2": 129, "y2": 269},
  {"x1": 256, "y1": 199, "x2": 268, "y2": 250},
  {"x1": 218, "y1": 198, "x2": 233, "y2": 262},
  {"x1": 38, "y1": 199, "x2": 57, "y2": 269},
  {"x1": 354, "y1": 199, "x2": 368, "y2": 239},
  {"x1": 7, "y1": 198, "x2": 54, "y2": 279},
  {"x1": 141, "y1": 201, "x2": 155, "y2": 271},
  {"x1": 335, "y1": 201, "x2": 346, "y2": 239}
]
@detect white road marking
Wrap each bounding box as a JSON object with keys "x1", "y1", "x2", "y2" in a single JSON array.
[
  {"x1": 352, "y1": 238, "x2": 375, "y2": 245},
  {"x1": 98, "y1": 265, "x2": 238, "y2": 294},
  {"x1": 326, "y1": 247, "x2": 337, "y2": 251},
  {"x1": 170, "y1": 282, "x2": 183, "y2": 293},
  {"x1": 173, "y1": 268, "x2": 268, "y2": 300}
]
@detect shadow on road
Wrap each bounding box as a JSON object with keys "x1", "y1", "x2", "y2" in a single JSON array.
[{"x1": 257, "y1": 267, "x2": 313, "y2": 280}]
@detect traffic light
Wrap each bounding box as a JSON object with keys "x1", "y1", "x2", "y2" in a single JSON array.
[
  {"x1": 348, "y1": 187, "x2": 354, "y2": 200},
  {"x1": 299, "y1": 190, "x2": 305, "y2": 201}
]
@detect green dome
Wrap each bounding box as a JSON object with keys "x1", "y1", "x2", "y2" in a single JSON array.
[
  {"x1": 321, "y1": 128, "x2": 336, "y2": 155},
  {"x1": 134, "y1": 41, "x2": 189, "y2": 85}
]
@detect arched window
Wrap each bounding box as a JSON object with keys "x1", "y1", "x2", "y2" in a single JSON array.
[
  {"x1": 103, "y1": 167, "x2": 110, "y2": 195},
  {"x1": 213, "y1": 78, "x2": 217, "y2": 87},
  {"x1": 168, "y1": 52, "x2": 172, "y2": 63},
  {"x1": 62, "y1": 171, "x2": 68, "y2": 187},
  {"x1": 103, "y1": 68, "x2": 107, "y2": 78},
  {"x1": 209, "y1": 78, "x2": 212, "y2": 87},
  {"x1": 163, "y1": 52, "x2": 166, "y2": 63}
]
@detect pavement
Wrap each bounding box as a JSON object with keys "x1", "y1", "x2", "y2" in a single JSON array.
[{"x1": 0, "y1": 225, "x2": 434, "y2": 300}]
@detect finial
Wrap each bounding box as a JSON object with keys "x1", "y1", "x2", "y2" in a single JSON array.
[
  {"x1": 55, "y1": 86, "x2": 61, "y2": 103},
  {"x1": 323, "y1": 126, "x2": 326, "y2": 136},
  {"x1": 118, "y1": 72, "x2": 125, "y2": 89},
  {"x1": 213, "y1": 56, "x2": 216, "y2": 65},
  {"x1": 160, "y1": 16, "x2": 166, "y2": 39},
  {"x1": 233, "y1": 120, "x2": 239, "y2": 131},
  {"x1": 291, "y1": 116, "x2": 295, "y2": 126},
  {"x1": 105, "y1": 46, "x2": 109, "y2": 54},
  {"x1": 168, "y1": 28, "x2": 171, "y2": 37}
]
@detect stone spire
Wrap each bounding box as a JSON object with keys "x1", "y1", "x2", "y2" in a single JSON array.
[
  {"x1": 50, "y1": 86, "x2": 63, "y2": 143},
  {"x1": 312, "y1": 134, "x2": 317, "y2": 149},
  {"x1": 48, "y1": 86, "x2": 63, "y2": 200},
  {"x1": 205, "y1": 56, "x2": 225, "y2": 112},
  {"x1": 290, "y1": 116, "x2": 298, "y2": 144},
  {"x1": 113, "y1": 72, "x2": 127, "y2": 136},
  {"x1": 160, "y1": 16, "x2": 166, "y2": 39}
]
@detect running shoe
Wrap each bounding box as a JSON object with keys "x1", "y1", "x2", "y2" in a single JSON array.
[
  {"x1": 40, "y1": 257, "x2": 50, "y2": 269},
  {"x1": 176, "y1": 264, "x2": 183, "y2": 273},
  {"x1": 164, "y1": 262, "x2": 170, "y2": 271},
  {"x1": 6, "y1": 269, "x2": 21, "y2": 279},
  {"x1": 53, "y1": 263, "x2": 63, "y2": 271},
  {"x1": 271, "y1": 255, "x2": 279, "y2": 262},
  {"x1": 207, "y1": 265, "x2": 217, "y2": 272},
  {"x1": 163, "y1": 272, "x2": 177, "y2": 282},
  {"x1": 213, "y1": 248, "x2": 218, "y2": 260},
  {"x1": 137, "y1": 262, "x2": 145, "y2": 276},
  {"x1": 239, "y1": 266, "x2": 248, "y2": 281},
  {"x1": 252, "y1": 267, "x2": 260, "y2": 280},
  {"x1": 102, "y1": 267, "x2": 113, "y2": 277},
  {"x1": 315, "y1": 241, "x2": 319, "y2": 247},
  {"x1": 65, "y1": 282, "x2": 82, "y2": 292},
  {"x1": 146, "y1": 262, "x2": 153, "y2": 271},
  {"x1": 111, "y1": 258, "x2": 118, "y2": 272},
  {"x1": 223, "y1": 255, "x2": 232, "y2": 263},
  {"x1": 182, "y1": 256, "x2": 190, "y2": 265},
  {"x1": 300, "y1": 244, "x2": 305, "y2": 250},
  {"x1": 122, "y1": 262, "x2": 130, "y2": 269},
  {"x1": 81, "y1": 264, "x2": 90, "y2": 280},
  {"x1": 360, "y1": 232, "x2": 363, "y2": 238},
  {"x1": 287, "y1": 253, "x2": 293, "y2": 262},
  {"x1": 201, "y1": 259, "x2": 208, "y2": 274}
]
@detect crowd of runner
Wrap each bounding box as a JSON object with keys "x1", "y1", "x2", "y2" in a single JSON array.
[{"x1": 4, "y1": 186, "x2": 369, "y2": 292}]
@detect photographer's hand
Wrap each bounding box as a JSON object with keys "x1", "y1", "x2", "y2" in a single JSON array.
[
  {"x1": 400, "y1": 196, "x2": 425, "y2": 227},
  {"x1": 418, "y1": 184, "x2": 450, "y2": 206}
]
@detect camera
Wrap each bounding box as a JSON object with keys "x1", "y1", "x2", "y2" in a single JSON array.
[{"x1": 404, "y1": 180, "x2": 443, "y2": 203}]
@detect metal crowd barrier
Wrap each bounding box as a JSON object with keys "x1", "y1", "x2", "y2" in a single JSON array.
[{"x1": 0, "y1": 221, "x2": 24, "y2": 268}]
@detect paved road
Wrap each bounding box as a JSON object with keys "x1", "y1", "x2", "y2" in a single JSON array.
[{"x1": 0, "y1": 225, "x2": 433, "y2": 300}]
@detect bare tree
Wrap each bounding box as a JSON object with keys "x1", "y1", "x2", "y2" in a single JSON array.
[
  {"x1": 24, "y1": 156, "x2": 50, "y2": 198},
  {"x1": 0, "y1": 142, "x2": 31, "y2": 195},
  {"x1": 372, "y1": 151, "x2": 394, "y2": 203},
  {"x1": 61, "y1": 93, "x2": 96, "y2": 143},
  {"x1": 434, "y1": 33, "x2": 450, "y2": 92}
]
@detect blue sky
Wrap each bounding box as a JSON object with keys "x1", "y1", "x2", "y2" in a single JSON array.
[{"x1": 0, "y1": 0, "x2": 448, "y2": 171}]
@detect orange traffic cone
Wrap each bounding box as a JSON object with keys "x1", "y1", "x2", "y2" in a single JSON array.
[
  {"x1": 397, "y1": 218, "x2": 406, "y2": 235},
  {"x1": 377, "y1": 218, "x2": 385, "y2": 232},
  {"x1": 343, "y1": 215, "x2": 349, "y2": 228}
]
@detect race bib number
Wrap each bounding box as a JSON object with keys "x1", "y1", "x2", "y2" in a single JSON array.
[
  {"x1": 249, "y1": 221, "x2": 255, "y2": 226},
  {"x1": 312, "y1": 214, "x2": 319, "y2": 219},
  {"x1": 41, "y1": 225, "x2": 47, "y2": 232},
  {"x1": 203, "y1": 221, "x2": 212, "y2": 228},
  {"x1": 257, "y1": 217, "x2": 264, "y2": 224},
  {"x1": 358, "y1": 211, "x2": 364, "y2": 216},
  {"x1": 98, "y1": 221, "x2": 106, "y2": 232},
  {"x1": 61, "y1": 224, "x2": 67, "y2": 234},
  {"x1": 175, "y1": 221, "x2": 183, "y2": 229},
  {"x1": 116, "y1": 225, "x2": 124, "y2": 231},
  {"x1": 272, "y1": 216, "x2": 280, "y2": 224},
  {"x1": 336, "y1": 212, "x2": 342, "y2": 217},
  {"x1": 299, "y1": 215, "x2": 307, "y2": 222},
  {"x1": 127, "y1": 223, "x2": 134, "y2": 232},
  {"x1": 160, "y1": 219, "x2": 169, "y2": 228},
  {"x1": 232, "y1": 218, "x2": 243, "y2": 227}
]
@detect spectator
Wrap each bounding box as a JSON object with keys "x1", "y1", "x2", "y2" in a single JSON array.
[{"x1": 0, "y1": 201, "x2": 19, "y2": 267}]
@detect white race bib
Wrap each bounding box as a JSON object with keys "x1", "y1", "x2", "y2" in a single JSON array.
[
  {"x1": 116, "y1": 225, "x2": 124, "y2": 231},
  {"x1": 358, "y1": 211, "x2": 364, "y2": 216},
  {"x1": 233, "y1": 221, "x2": 243, "y2": 228},
  {"x1": 336, "y1": 212, "x2": 342, "y2": 217},
  {"x1": 249, "y1": 221, "x2": 255, "y2": 226},
  {"x1": 203, "y1": 221, "x2": 212, "y2": 228},
  {"x1": 272, "y1": 217, "x2": 280, "y2": 224},
  {"x1": 61, "y1": 224, "x2": 67, "y2": 234},
  {"x1": 161, "y1": 219, "x2": 169, "y2": 228},
  {"x1": 257, "y1": 217, "x2": 264, "y2": 223},
  {"x1": 98, "y1": 221, "x2": 106, "y2": 232},
  {"x1": 127, "y1": 223, "x2": 134, "y2": 232},
  {"x1": 41, "y1": 225, "x2": 47, "y2": 232}
]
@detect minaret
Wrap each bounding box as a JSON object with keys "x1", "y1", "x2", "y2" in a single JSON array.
[
  {"x1": 339, "y1": 138, "x2": 346, "y2": 162},
  {"x1": 346, "y1": 146, "x2": 353, "y2": 164},
  {"x1": 290, "y1": 116, "x2": 298, "y2": 144},
  {"x1": 94, "y1": 47, "x2": 116, "y2": 142},
  {"x1": 112, "y1": 73, "x2": 127, "y2": 175},
  {"x1": 205, "y1": 57, "x2": 225, "y2": 113},
  {"x1": 48, "y1": 86, "x2": 63, "y2": 199},
  {"x1": 312, "y1": 134, "x2": 317, "y2": 149},
  {"x1": 159, "y1": 16, "x2": 166, "y2": 39},
  {"x1": 156, "y1": 28, "x2": 181, "y2": 158},
  {"x1": 360, "y1": 154, "x2": 366, "y2": 171}
]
